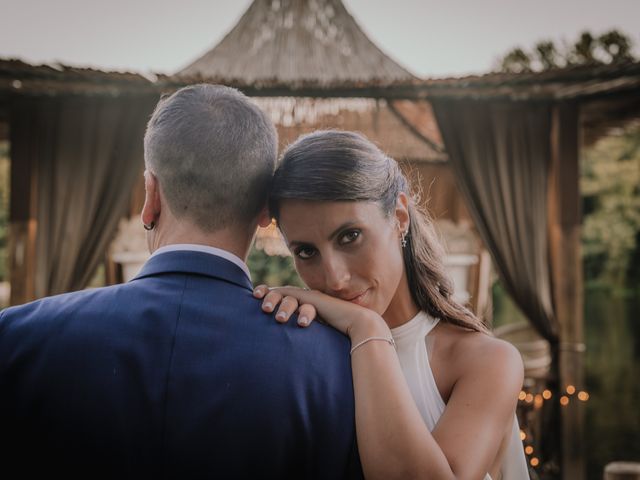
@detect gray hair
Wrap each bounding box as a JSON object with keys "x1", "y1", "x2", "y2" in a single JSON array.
[
  {"x1": 144, "y1": 84, "x2": 277, "y2": 231},
  {"x1": 270, "y1": 130, "x2": 487, "y2": 333}
]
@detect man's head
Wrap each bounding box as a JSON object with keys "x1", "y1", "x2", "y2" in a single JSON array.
[{"x1": 142, "y1": 84, "x2": 277, "y2": 240}]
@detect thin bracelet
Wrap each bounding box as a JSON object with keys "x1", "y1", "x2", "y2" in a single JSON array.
[{"x1": 350, "y1": 336, "x2": 396, "y2": 355}]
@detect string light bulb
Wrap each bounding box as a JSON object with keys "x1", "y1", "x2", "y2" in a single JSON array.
[{"x1": 534, "y1": 394, "x2": 544, "y2": 409}]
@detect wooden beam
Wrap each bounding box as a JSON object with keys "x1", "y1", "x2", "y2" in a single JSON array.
[{"x1": 548, "y1": 102, "x2": 586, "y2": 479}]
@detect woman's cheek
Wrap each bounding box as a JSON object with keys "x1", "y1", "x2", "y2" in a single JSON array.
[{"x1": 296, "y1": 264, "x2": 321, "y2": 290}]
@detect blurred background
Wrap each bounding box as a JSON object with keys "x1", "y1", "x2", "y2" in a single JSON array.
[{"x1": 0, "y1": 1, "x2": 638, "y2": 478}]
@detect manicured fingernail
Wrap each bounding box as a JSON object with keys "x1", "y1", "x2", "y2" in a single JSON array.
[
  {"x1": 298, "y1": 316, "x2": 309, "y2": 327},
  {"x1": 263, "y1": 302, "x2": 273, "y2": 311},
  {"x1": 276, "y1": 311, "x2": 288, "y2": 320}
]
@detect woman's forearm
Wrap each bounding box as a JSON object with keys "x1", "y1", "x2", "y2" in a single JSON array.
[{"x1": 350, "y1": 320, "x2": 455, "y2": 480}]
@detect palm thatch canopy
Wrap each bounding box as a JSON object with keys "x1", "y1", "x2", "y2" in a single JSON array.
[
  {"x1": 0, "y1": 58, "x2": 160, "y2": 97},
  {"x1": 178, "y1": 0, "x2": 416, "y2": 87}
]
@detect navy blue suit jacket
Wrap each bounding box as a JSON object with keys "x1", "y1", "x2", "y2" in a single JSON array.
[{"x1": 0, "y1": 251, "x2": 362, "y2": 479}]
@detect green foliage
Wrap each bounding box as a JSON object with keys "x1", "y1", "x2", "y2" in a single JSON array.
[
  {"x1": 499, "y1": 47, "x2": 532, "y2": 73},
  {"x1": 569, "y1": 31, "x2": 598, "y2": 65},
  {"x1": 598, "y1": 30, "x2": 634, "y2": 63},
  {"x1": 498, "y1": 29, "x2": 636, "y2": 73},
  {"x1": 491, "y1": 280, "x2": 529, "y2": 328},
  {"x1": 535, "y1": 41, "x2": 561, "y2": 71},
  {"x1": 247, "y1": 246, "x2": 303, "y2": 288},
  {"x1": 581, "y1": 122, "x2": 640, "y2": 286}
]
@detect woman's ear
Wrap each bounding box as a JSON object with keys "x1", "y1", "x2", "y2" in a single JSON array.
[
  {"x1": 395, "y1": 192, "x2": 410, "y2": 234},
  {"x1": 141, "y1": 170, "x2": 161, "y2": 227}
]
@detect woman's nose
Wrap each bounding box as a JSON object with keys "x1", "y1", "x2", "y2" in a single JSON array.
[{"x1": 323, "y1": 255, "x2": 351, "y2": 293}]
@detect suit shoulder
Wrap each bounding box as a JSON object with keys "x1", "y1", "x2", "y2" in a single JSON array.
[
  {"x1": 280, "y1": 317, "x2": 353, "y2": 371},
  {"x1": 2, "y1": 283, "x2": 122, "y2": 316},
  {"x1": 0, "y1": 281, "x2": 152, "y2": 339}
]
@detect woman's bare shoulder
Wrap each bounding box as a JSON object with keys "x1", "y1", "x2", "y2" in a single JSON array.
[{"x1": 436, "y1": 322, "x2": 524, "y2": 387}]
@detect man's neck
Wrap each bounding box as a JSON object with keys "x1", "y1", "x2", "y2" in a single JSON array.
[{"x1": 148, "y1": 222, "x2": 255, "y2": 262}]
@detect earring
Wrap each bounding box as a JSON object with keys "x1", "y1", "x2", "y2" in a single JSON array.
[
  {"x1": 401, "y1": 230, "x2": 407, "y2": 248},
  {"x1": 143, "y1": 221, "x2": 155, "y2": 231}
]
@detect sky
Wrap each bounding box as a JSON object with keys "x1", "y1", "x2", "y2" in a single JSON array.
[{"x1": 0, "y1": 0, "x2": 638, "y2": 78}]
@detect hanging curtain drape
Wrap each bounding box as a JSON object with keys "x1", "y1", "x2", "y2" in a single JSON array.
[
  {"x1": 431, "y1": 98, "x2": 558, "y2": 343},
  {"x1": 10, "y1": 94, "x2": 156, "y2": 297}
]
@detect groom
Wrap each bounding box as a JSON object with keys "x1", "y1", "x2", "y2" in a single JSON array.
[{"x1": 0, "y1": 85, "x2": 361, "y2": 479}]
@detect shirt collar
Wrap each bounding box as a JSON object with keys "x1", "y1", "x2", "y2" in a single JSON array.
[{"x1": 151, "y1": 243, "x2": 251, "y2": 280}]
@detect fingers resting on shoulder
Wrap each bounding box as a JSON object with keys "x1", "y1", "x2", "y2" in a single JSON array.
[{"x1": 253, "y1": 284, "x2": 317, "y2": 327}]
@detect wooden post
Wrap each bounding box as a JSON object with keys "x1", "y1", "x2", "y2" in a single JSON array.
[
  {"x1": 8, "y1": 111, "x2": 38, "y2": 306},
  {"x1": 548, "y1": 102, "x2": 586, "y2": 479}
]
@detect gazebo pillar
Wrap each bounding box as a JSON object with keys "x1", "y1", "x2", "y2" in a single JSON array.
[
  {"x1": 549, "y1": 102, "x2": 586, "y2": 479},
  {"x1": 8, "y1": 119, "x2": 38, "y2": 305}
]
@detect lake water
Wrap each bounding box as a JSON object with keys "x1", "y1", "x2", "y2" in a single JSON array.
[
  {"x1": 584, "y1": 286, "x2": 640, "y2": 479},
  {"x1": 493, "y1": 283, "x2": 640, "y2": 478}
]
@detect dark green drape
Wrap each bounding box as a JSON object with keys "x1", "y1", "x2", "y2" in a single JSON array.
[
  {"x1": 431, "y1": 98, "x2": 558, "y2": 343},
  {"x1": 10, "y1": 94, "x2": 156, "y2": 297}
]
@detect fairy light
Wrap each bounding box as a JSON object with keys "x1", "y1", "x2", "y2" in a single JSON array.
[
  {"x1": 534, "y1": 394, "x2": 544, "y2": 409},
  {"x1": 514, "y1": 384, "x2": 590, "y2": 471},
  {"x1": 578, "y1": 391, "x2": 590, "y2": 401}
]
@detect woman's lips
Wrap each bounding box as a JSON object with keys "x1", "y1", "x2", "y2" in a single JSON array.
[{"x1": 344, "y1": 289, "x2": 370, "y2": 306}]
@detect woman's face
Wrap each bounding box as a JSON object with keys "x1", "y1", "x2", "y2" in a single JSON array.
[{"x1": 277, "y1": 198, "x2": 417, "y2": 327}]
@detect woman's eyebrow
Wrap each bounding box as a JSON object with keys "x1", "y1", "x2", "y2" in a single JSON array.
[
  {"x1": 286, "y1": 220, "x2": 358, "y2": 248},
  {"x1": 287, "y1": 240, "x2": 308, "y2": 248},
  {"x1": 328, "y1": 221, "x2": 358, "y2": 241}
]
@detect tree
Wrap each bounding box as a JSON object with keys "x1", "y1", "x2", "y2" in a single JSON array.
[
  {"x1": 498, "y1": 30, "x2": 636, "y2": 73},
  {"x1": 581, "y1": 122, "x2": 640, "y2": 286}
]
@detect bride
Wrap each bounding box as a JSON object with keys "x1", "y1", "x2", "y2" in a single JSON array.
[{"x1": 254, "y1": 130, "x2": 529, "y2": 479}]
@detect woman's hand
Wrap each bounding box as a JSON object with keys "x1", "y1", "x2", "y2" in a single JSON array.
[
  {"x1": 253, "y1": 285, "x2": 389, "y2": 341},
  {"x1": 253, "y1": 284, "x2": 317, "y2": 327}
]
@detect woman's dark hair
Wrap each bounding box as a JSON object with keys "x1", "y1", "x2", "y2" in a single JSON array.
[{"x1": 269, "y1": 130, "x2": 487, "y2": 333}]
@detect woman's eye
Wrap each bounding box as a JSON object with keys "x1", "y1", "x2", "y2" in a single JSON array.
[
  {"x1": 295, "y1": 246, "x2": 317, "y2": 259},
  {"x1": 339, "y1": 230, "x2": 361, "y2": 245}
]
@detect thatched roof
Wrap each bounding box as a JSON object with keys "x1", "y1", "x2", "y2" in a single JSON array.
[
  {"x1": 177, "y1": 0, "x2": 416, "y2": 87},
  {"x1": 0, "y1": 58, "x2": 161, "y2": 96},
  {"x1": 424, "y1": 61, "x2": 640, "y2": 100}
]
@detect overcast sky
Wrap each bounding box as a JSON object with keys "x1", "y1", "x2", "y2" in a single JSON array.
[{"x1": 0, "y1": 0, "x2": 638, "y2": 78}]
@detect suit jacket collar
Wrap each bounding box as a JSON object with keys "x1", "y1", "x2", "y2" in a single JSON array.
[{"x1": 131, "y1": 250, "x2": 253, "y2": 291}]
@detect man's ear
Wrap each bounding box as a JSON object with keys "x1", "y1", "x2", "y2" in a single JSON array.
[
  {"x1": 256, "y1": 206, "x2": 273, "y2": 229},
  {"x1": 395, "y1": 192, "x2": 410, "y2": 234},
  {"x1": 141, "y1": 170, "x2": 161, "y2": 227}
]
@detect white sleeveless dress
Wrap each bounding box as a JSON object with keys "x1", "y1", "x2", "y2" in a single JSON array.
[{"x1": 390, "y1": 311, "x2": 530, "y2": 480}]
